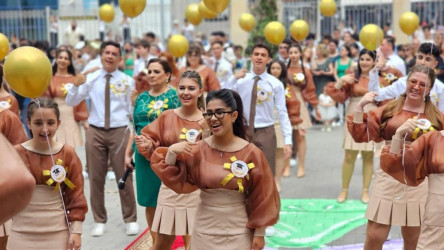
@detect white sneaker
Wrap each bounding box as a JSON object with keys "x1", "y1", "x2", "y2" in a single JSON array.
[
  {"x1": 106, "y1": 171, "x2": 116, "y2": 181},
  {"x1": 91, "y1": 223, "x2": 105, "y2": 237},
  {"x1": 321, "y1": 127, "x2": 326, "y2": 132},
  {"x1": 126, "y1": 222, "x2": 139, "y2": 236},
  {"x1": 290, "y1": 159, "x2": 297, "y2": 167},
  {"x1": 326, "y1": 126, "x2": 332, "y2": 132},
  {"x1": 82, "y1": 170, "x2": 89, "y2": 180},
  {"x1": 265, "y1": 226, "x2": 276, "y2": 237}
]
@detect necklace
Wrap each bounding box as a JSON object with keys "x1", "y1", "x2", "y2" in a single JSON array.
[{"x1": 211, "y1": 138, "x2": 236, "y2": 158}]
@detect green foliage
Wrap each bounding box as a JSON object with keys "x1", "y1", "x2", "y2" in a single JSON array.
[{"x1": 246, "y1": 0, "x2": 279, "y2": 57}]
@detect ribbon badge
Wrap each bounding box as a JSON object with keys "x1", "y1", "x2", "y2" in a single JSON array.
[
  {"x1": 111, "y1": 81, "x2": 129, "y2": 96},
  {"x1": 412, "y1": 118, "x2": 434, "y2": 140},
  {"x1": 0, "y1": 99, "x2": 11, "y2": 109},
  {"x1": 257, "y1": 87, "x2": 272, "y2": 105},
  {"x1": 285, "y1": 86, "x2": 291, "y2": 99},
  {"x1": 179, "y1": 128, "x2": 201, "y2": 143},
  {"x1": 61, "y1": 83, "x2": 74, "y2": 96},
  {"x1": 220, "y1": 156, "x2": 255, "y2": 193},
  {"x1": 293, "y1": 73, "x2": 305, "y2": 83},
  {"x1": 382, "y1": 73, "x2": 397, "y2": 85},
  {"x1": 43, "y1": 159, "x2": 76, "y2": 190},
  {"x1": 147, "y1": 99, "x2": 169, "y2": 117}
]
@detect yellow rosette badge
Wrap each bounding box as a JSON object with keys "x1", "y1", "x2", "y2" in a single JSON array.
[
  {"x1": 220, "y1": 156, "x2": 255, "y2": 193},
  {"x1": 147, "y1": 99, "x2": 169, "y2": 117},
  {"x1": 43, "y1": 159, "x2": 76, "y2": 190}
]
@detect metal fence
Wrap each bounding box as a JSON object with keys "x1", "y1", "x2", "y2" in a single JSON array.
[{"x1": 0, "y1": 8, "x2": 49, "y2": 42}]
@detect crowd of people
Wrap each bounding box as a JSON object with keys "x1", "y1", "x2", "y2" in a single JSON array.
[{"x1": 1, "y1": 17, "x2": 444, "y2": 250}]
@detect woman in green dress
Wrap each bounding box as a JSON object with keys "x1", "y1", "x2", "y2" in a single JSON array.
[{"x1": 125, "y1": 58, "x2": 181, "y2": 243}]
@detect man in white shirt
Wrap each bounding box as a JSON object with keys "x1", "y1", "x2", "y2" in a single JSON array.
[
  {"x1": 66, "y1": 41, "x2": 139, "y2": 237},
  {"x1": 223, "y1": 43, "x2": 292, "y2": 176},
  {"x1": 64, "y1": 20, "x2": 83, "y2": 47},
  {"x1": 133, "y1": 40, "x2": 155, "y2": 77},
  {"x1": 208, "y1": 41, "x2": 233, "y2": 87},
  {"x1": 380, "y1": 36, "x2": 407, "y2": 75},
  {"x1": 369, "y1": 43, "x2": 444, "y2": 112}
]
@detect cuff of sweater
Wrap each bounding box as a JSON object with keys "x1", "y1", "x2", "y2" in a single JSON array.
[
  {"x1": 353, "y1": 111, "x2": 364, "y2": 123},
  {"x1": 70, "y1": 221, "x2": 83, "y2": 234},
  {"x1": 254, "y1": 226, "x2": 266, "y2": 237},
  {"x1": 390, "y1": 136, "x2": 403, "y2": 154},
  {"x1": 165, "y1": 149, "x2": 177, "y2": 165}
]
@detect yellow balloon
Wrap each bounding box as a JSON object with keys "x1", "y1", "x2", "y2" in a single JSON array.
[
  {"x1": 239, "y1": 13, "x2": 255, "y2": 32},
  {"x1": 199, "y1": 2, "x2": 218, "y2": 19},
  {"x1": 3, "y1": 47, "x2": 52, "y2": 98},
  {"x1": 290, "y1": 20, "x2": 310, "y2": 41},
  {"x1": 320, "y1": 0, "x2": 337, "y2": 17},
  {"x1": 203, "y1": 0, "x2": 229, "y2": 13},
  {"x1": 99, "y1": 4, "x2": 115, "y2": 23},
  {"x1": 119, "y1": 0, "x2": 146, "y2": 18},
  {"x1": 399, "y1": 12, "x2": 419, "y2": 35},
  {"x1": 264, "y1": 21, "x2": 286, "y2": 45},
  {"x1": 359, "y1": 24, "x2": 384, "y2": 51},
  {"x1": 185, "y1": 4, "x2": 203, "y2": 26},
  {"x1": 0, "y1": 33, "x2": 9, "y2": 61},
  {"x1": 168, "y1": 35, "x2": 190, "y2": 58}
]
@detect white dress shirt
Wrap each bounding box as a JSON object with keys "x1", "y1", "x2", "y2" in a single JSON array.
[
  {"x1": 386, "y1": 54, "x2": 406, "y2": 76},
  {"x1": 224, "y1": 71, "x2": 293, "y2": 145},
  {"x1": 208, "y1": 57, "x2": 233, "y2": 87},
  {"x1": 66, "y1": 69, "x2": 135, "y2": 128},
  {"x1": 133, "y1": 55, "x2": 156, "y2": 77},
  {"x1": 368, "y1": 69, "x2": 444, "y2": 112}
]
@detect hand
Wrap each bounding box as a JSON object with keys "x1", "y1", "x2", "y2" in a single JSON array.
[
  {"x1": 234, "y1": 68, "x2": 247, "y2": 80},
  {"x1": 82, "y1": 121, "x2": 89, "y2": 130},
  {"x1": 395, "y1": 118, "x2": 418, "y2": 138},
  {"x1": 73, "y1": 74, "x2": 87, "y2": 87},
  {"x1": 358, "y1": 92, "x2": 378, "y2": 110},
  {"x1": 374, "y1": 54, "x2": 387, "y2": 70},
  {"x1": 125, "y1": 155, "x2": 134, "y2": 171},
  {"x1": 169, "y1": 141, "x2": 194, "y2": 156},
  {"x1": 135, "y1": 135, "x2": 153, "y2": 152},
  {"x1": 68, "y1": 233, "x2": 81, "y2": 250},
  {"x1": 130, "y1": 89, "x2": 138, "y2": 106},
  {"x1": 283, "y1": 145, "x2": 292, "y2": 160},
  {"x1": 298, "y1": 128, "x2": 307, "y2": 136},
  {"x1": 314, "y1": 108, "x2": 321, "y2": 121},
  {"x1": 341, "y1": 74, "x2": 357, "y2": 84},
  {"x1": 251, "y1": 236, "x2": 265, "y2": 250}
]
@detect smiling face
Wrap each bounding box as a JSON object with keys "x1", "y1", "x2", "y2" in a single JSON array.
[
  {"x1": 187, "y1": 51, "x2": 201, "y2": 68},
  {"x1": 269, "y1": 62, "x2": 283, "y2": 79},
  {"x1": 147, "y1": 62, "x2": 170, "y2": 88},
  {"x1": 27, "y1": 108, "x2": 61, "y2": 143},
  {"x1": 405, "y1": 72, "x2": 431, "y2": 102},
  {"x1": 205, "y1": 98, "x2": 238, "y2": 137},
  {"x1": 101, "y1": 45, "x2": 121, "y2": 73},
  {"x1": 358, "y1": 53, "x2": 375, "y2": 74},
  {"x1": 177, "y1": 78, "x2": 203, "y2": 107},
  {"x1": 250, "y1": 47, "x2": 270, "y2": 73},
  {"x1": 56, "y1": 51, "x2": 71, "y2": 71},
  {"x1": 288, "y1": 47, "x2": 301, "y2": 63}
]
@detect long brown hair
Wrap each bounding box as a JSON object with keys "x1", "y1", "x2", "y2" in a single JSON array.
[
  {"x1": 159, "y1": 51, "x2": 179, "y2": 77},
  {"x1": 380, "y1": 65, "x2": 441, "y2": 136},
  {"x1": 179, "y1": 70, "x2": 205, "y2": 110}
]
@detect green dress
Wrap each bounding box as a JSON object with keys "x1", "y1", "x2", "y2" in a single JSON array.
[{"x1": 133, "y1": 87, "x2": 181, "y2": 207}]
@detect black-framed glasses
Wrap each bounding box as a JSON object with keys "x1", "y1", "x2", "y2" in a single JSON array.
[{"x1": 203, "y1": 110, "x2": 234, "y2": 120}]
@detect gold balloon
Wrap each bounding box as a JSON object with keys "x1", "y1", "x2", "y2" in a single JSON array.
[
  {"x1": 185, "y1": 4, "x2": 203, "y2": 26},
  {"x1": 4, "y1": 46, "x2": 52, "y2": 98},
  {"x1": 199, "y1": 2, "x2": 218, "y2": 19},
  {"x1": 239, "y1": 13, "x2": 255, "y2": 32},
  {"x1": 168, "y1": 35, "x2": 190, "y2": 58},
  {"x1": 359, "y1": 24, "x2": 384, "y2": 51},
  {"x1": 399, "y1": 12, "x2": 419, "y2": 35},
  {"x1": 0, "y1": 33, "x2": 9, "y2": 60},
  {"x1": 203, "y1": 0, "x2": 229, "y2": 13},
  {"x1": 99, "y1": 4, "x2": 115, "y2": 23},
  {"x1": 119, "y1": 0, "x2": 146, "y2": 18},
  {"x1": 320, "y1": 0, "x2": 337, "y2": 17},
  {"x1": 290, "y1": 20, "x2": 310, "y2": 41},
  {"x1": 264, "y1": 21, "x2": 286, "y2": 45}
]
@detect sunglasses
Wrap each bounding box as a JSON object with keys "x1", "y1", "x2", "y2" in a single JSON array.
[{"x1": 202, "y1": 110, "x2": 234, "y2": 120}]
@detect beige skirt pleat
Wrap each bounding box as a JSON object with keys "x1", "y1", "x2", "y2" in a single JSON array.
[
  {"x1": 293, "y1": 86, "x2": 312, "y2": 130},
  {"x1": 190, "y1": 189, "x2": 252, "y2": 250},
  {"x1": 152, "y1": 184, "x2": 200, "y2": 235},
  {"x1": 417, "y1": 174, "x2": 444, "y2": 249},
  {"x1": 7, "y1": 185, "x2": 69, "y2": 250},
  {"x1": 365, "y1": 168, "x2": 427, "y2": 226},
  {"x1": 0, "y1": 220, "x2": 11, "y2": 237}
]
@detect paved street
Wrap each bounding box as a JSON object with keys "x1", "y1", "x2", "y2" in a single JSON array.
[{"x1": 77, "y1": 124, "x2": 401, "y2": 249}]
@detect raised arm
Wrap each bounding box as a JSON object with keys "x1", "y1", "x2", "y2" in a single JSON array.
[{"x1": 347, "y1": 97, "x2": 385, "y2": 143}]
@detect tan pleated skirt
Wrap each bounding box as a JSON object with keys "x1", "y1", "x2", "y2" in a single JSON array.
[
  {"x1": 53, "y1": 97, "x2": 83, "y2": 148},
  {"x1": 190, "y1": 189, "x2": 253, "y2": 250},
  {"x1": 7, "y1": 185, "x2": 69, "y2": 250},
  {"x1": 416, "y1": 174, "x2": 444, "y2": 249},
  {"x1": 0, "y1": 220, "x2": 11, "y2": 237},
  {"x1": 365, "y1": 168, "x2": 427, "y2": 226},
  {"x1": 343, "y1": 97, "x2": 382, "y2": 152},
  {"x1": 152, "y1": 184, "x2": 200, "y2": 235},
  {"x1": 293, "y1": 86, "x2": 312, "y2": 130}
]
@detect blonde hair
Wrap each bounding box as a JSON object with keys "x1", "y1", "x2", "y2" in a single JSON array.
[{"x1": 316, "y1": 44, "x2": 329, "y2": 58}]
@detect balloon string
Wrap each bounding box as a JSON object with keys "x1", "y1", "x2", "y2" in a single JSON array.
[
  {"x1": 35, "y1": 99, "x2": 72, "y2": 238},
  {"x1": 395, "y1": 133, "x2": 408, "y2": 200}
]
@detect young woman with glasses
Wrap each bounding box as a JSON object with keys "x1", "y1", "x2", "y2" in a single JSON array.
[{"x1": 151, "y1": 89, "x2": 280, "y2": 250}]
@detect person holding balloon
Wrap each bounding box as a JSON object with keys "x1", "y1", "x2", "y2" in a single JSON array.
[
  {"x1": 285, "y1": 43, "x2": 320, "y2": 178},
  {"x1": 327, "y1": 49, "x2": 389, "y2": 204},
  {"x1": 348, "y1": 64, "x2": 443, "y2": 250},
  {"x1": 8, "y1": 98, "x2": 87, "y2": 250}
]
